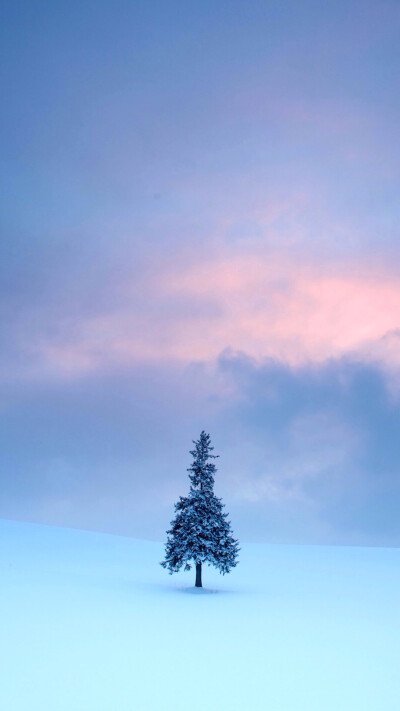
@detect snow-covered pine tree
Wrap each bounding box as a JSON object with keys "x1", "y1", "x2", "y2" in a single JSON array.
[{"x1": 161, "y1": 431, "x2": 239, "y2": 587}]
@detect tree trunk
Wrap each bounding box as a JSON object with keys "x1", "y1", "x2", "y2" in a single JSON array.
[{"x1": 195, "y1": 562, "x2": 202, "y2": 587}]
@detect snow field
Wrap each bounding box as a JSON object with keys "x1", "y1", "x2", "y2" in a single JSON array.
[{"x1": 1, "y1": 519, "x2": 399, "y2": 711}]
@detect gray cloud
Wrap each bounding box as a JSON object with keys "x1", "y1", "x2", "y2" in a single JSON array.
[{"x1": 1, "y1": 353, "x2": 400, "y2": 545}]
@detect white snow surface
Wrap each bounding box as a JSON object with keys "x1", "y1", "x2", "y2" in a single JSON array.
[{"x1": 1, "y1": 518, "x2": 399, "y2": 710}]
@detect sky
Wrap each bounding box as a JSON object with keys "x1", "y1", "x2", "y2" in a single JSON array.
[{"x1": 1, "y1": 0, "x2": 400, "y2": 545}]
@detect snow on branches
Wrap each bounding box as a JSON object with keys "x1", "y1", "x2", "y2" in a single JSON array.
[{"x1": 161, "y1": 431, "x2": 239, "y2": 586}]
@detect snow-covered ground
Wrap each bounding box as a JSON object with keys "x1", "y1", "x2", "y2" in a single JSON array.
[{"x1": 1, "y1": 519, "x2": 399, "y2": 710}]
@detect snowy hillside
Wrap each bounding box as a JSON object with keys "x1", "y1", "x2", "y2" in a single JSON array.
[{"x1": 1, "y1": 519, "x2": 399, "y2": 711}]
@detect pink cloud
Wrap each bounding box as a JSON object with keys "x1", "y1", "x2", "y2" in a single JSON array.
[
  {"x1": 34, "y1": 250, "x2": 400, "y2": 377},
  {"x1": 156, "y1": 253, "x2": 400, "y2": 363}
]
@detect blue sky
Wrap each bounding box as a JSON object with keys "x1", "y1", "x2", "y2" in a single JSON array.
[{"x1": 1, "y1": 0, "x2": 400, "y2": 544}]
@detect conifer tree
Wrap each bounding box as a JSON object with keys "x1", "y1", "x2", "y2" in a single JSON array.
[{"x1": 161, "y1": 431, "x2": 239, "y2": 587}]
